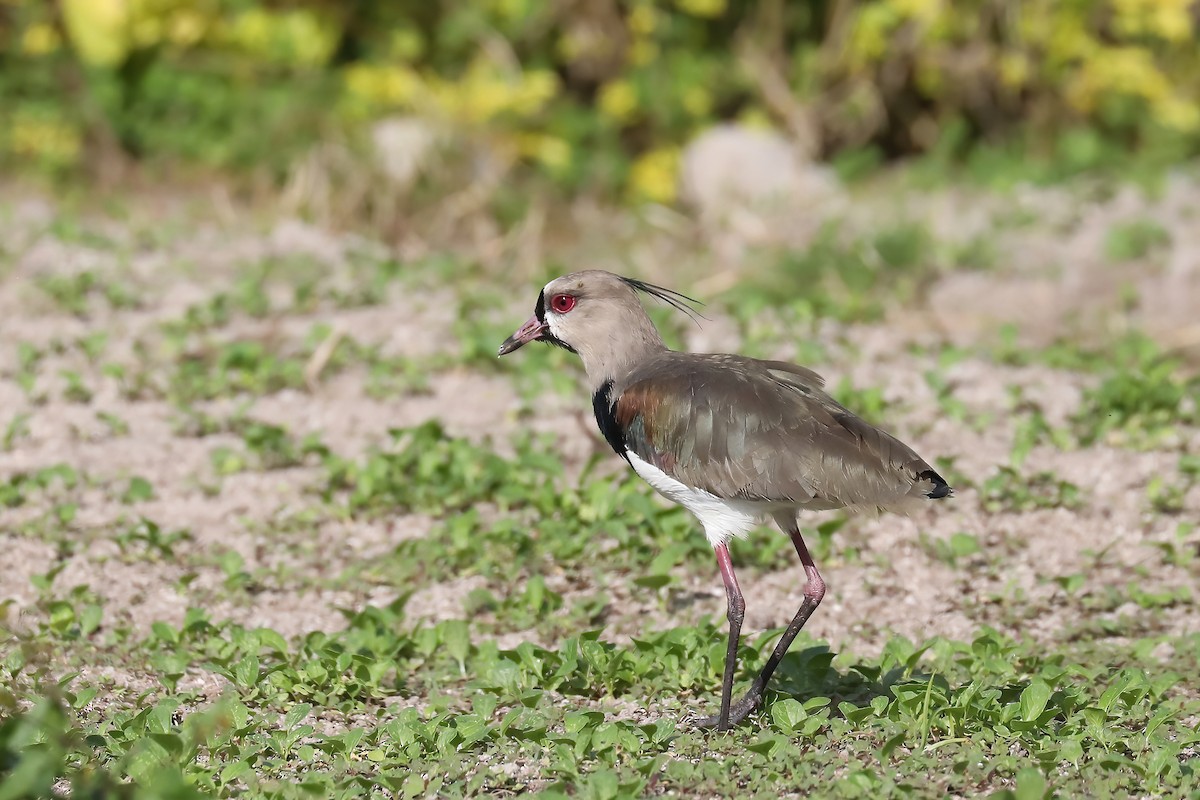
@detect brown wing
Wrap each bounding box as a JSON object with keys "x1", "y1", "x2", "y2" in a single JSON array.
[{"x1": 612, "y1": 353, "x2": 949, "y2": 510}]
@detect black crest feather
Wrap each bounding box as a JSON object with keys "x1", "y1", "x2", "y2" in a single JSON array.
[{"x1": 619, "y1": 276, "x2": 706, "y2": 325}]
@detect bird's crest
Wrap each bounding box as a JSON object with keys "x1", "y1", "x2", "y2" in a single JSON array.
[{"x1": 619, "y1": 276, "x2": 706, "y2": 325}]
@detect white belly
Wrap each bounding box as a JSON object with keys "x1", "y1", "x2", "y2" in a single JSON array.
[{"x1": 627, "y1": 451, "x2": 770, "y2": 547}]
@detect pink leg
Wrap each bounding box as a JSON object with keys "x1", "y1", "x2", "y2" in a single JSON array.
[
  {"x1": 705, "y1": 543, "x2": 745, "y2": 730},
  {"x1": 695, "y1": 523, "x2": 826, "y2": 729}
]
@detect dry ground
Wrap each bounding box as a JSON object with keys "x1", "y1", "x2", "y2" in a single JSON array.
[{"x1": 1, "y1": 173, "x2": 1199, "y2": 779}]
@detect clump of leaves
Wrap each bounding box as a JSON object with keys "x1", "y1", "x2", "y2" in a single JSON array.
[
  {"x1": 1073, "y1": 358, "x2": 1198, "y2": 446},
  {"x1": 981, "y1": 466, "x2": 1084, "y2": 513},
  {"x1": 0, "y1": 464, "x2": 80, "y2": 508},
  {"x1": 833, "y1": 380, "x2": 890, "y2": 426},
  {"x1": 734, "y1": 222, "x2": 938, "y2": 324},
  {"x1": 322, "y1": 421, "x2": 564, "y2": 515},
  {"x1": 1105, "y1": 219, "x2": 1171, "y2": 262},
  {"x1": 35, "y1": 271, "x2": 139, "y2": 317},
  {"x1": 5, "y1": 588, "x2": 1199, "y2": 798},
  {"x1": 169, "y1": 340, "x2": 308, "y2": 402},
  {"x1": 919, "y1": 531, "x2": 983, "y2": 567},
  {"x1": 213, "y1": 421, "x2": 329, "y2": 475}
]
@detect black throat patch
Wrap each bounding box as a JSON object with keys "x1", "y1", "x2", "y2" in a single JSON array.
[
  {"x1": 533, "y1": 289, "x2": 577, "y2": 353},
  {"x1": 591, "y1": 380, "x2": 628, "y2": 461}
]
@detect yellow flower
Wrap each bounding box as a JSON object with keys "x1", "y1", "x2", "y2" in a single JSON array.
[
  {"x1": 1113, "y1": 0, "x2": 1193, "y2": 41},
  {"x1": 998, "y1": 53, "x2": 1030, "y2": 89},
  {"x1": 598, "y1": 80, "x2": 638, "y2": 122},
  {"x1": 629, "y1": 39, "x2": 659, "y2": 67},
  {"x1": 425, "y1": 58, "x2": 559, "y2": 125},
  {"x1": 512, "y1": 69, "x2": 559, "y2": 116},
  {"x1": 1067, "y1": 47, "x2": 1176, "y2": 116},
  {"x1": 518, "y1": 134, "x2": 572, "y2": 171},
  {"x1": 343, "y1": 64, "x2": 422, "y2": 109},
  {"x1": 629, "y1": 5, "x2": 657, "y2": 36},
  {"x1": 489, "y1": 0, "x2": 531, "y2": 23},
  {"x1": 1152, "y1": 0, "x2": 1193, "y2": 41},
  {"x1": 914, "y1": 61, "x2": 942, "y2": 95},
  {"x1": 389, "y1": 28, "x2": 424, "y2": 61},
  {"x1": 228, "y1": 8, "x2": 271, "y2": 53},
  {"x1": 20, "y1": 23, "x2": 60, "y2": 55},
  {"x1": 166, "y1": 10, "x2": 205, "y2": 47},
  {"x1": 682, "y1": 86, "x2": 713, "y2": 118},
  {"x1": 225, "y1": 8, "x2": 335, "y2": 66},
  {"x1": 893, "y1": 0, "x2": 941, "y2": 24},
  {"x1": 737, "y1": 106, "x2": 772, "y2": 129},
  {"x1": 61, "y1": 0, "x2": 130, "y2": 66},
  {"x1": 629, "y1": 147, "x2": 680, "y2": 204},
  {"x1": 556, "y1": 30, "x2": 584, "y2": 61},
  {"x1": 131, "y1": 14, "x2": 164, "y2": 49},
  {"x1": 846, "y1": 4, "x2": 900, "y2": 68},
  {"x1": 1155, "y1": 97, "x2": 1200, "y2": 131},
  {"x1": 281, "y1": 10, "x2": 337, "y2": 66},
  {"x1": 674, "y1": 0, "x2": 727, "y2": 18},
  {"x1": 7, "y1": 114, "x2": 82, "y2": 165},
  {"x1": 1042, "y1": 24, "x2": 1098, "y2": 67}
]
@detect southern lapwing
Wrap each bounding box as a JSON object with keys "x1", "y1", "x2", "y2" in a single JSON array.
[{"x1": 498, "y1": 270, "x2": 952, "y2": 730}]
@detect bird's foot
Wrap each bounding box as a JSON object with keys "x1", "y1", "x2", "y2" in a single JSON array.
[{"x1": 690, "y1": 691, "x2": 763, "y2": 730}]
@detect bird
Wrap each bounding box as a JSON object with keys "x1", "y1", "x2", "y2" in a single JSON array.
[{"x1": 497, "y1": 270, "x2": 952, "y2": 730}]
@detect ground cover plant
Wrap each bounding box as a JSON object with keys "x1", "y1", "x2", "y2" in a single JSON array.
[
  {"x1": 3, "y1": 7, "x2": 1200, "y2": 790},
  {"x1": 5, "y1": 1, "x2": 1200, "y2": 197},
  {"x1": 3, "y1": 161, "x2": 1200, "y2": 798}
]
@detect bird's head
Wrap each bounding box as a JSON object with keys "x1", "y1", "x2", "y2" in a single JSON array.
[{"x1": 498, "y1": 270, "x2": 700, "y2": 385}]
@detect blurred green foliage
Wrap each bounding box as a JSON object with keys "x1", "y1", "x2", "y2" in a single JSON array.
[{"x1": 1, "y1": 0, "x2": 1198, "y2": 196}]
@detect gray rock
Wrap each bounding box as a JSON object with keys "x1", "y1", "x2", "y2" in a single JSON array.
[
  {"x1": 370, "y1": 116, "x2": 441, "y2": 193},
  {"x1": 679, "y1": 123, "x2": 845, "y2": 256}
]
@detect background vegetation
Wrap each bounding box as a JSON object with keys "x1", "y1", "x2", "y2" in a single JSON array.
[
  {"x1": 3, "y1": 0, "x2": 1200, "y2": 200},
  {"x1": 2, "y1": 2, "x2": 1199, "y2": 799}
]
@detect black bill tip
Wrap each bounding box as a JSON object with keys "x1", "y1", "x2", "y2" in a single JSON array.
[{"x1": 498, "y1": 314, "x2": 548, "y2": 357}]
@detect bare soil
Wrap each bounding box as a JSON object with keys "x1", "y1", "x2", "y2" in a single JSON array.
[{"x1": 2, "y1": 175, "x2": 1198, "y2": 667}]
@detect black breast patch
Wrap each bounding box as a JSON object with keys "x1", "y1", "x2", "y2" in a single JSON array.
[{"x1": 592, "y1": 380, "x2": 629, "y2": 461}]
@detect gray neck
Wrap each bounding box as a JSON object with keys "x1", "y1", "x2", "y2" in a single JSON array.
[{"x1": 575, "y1": 317, "x2": 668, "y2": 392}]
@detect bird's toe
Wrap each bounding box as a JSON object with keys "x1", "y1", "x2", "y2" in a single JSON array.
[{"x1": 688, "y1": 693, "x2": 763, "y2": 730}]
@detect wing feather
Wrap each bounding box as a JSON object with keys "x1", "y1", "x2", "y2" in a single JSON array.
[{"x1": 610, "y1": 353, "x2": 949, "y2": 510}]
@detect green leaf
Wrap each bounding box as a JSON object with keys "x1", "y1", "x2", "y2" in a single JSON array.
[
  {"x1": 564, "y1": 710, "x2": 603, "y2": 734},
  {"x1": 880, "y1": 731, "x2": 906, "y2": 759},
  {"x1": 441, "y1": 620, "x2": 470, "y2": 672},
  {"x1": 746, "y1": 735, "x2": 782, "y2": 757},
  {"x1": 337, "y1": 728, "x2": 364, "y2": 754},
  {"x1": 285, "y1": 702, "x2": 313, "y2": 730},
  {"x1": 122, "y1": 475, "x2": 155, "y2": 503},
  {"x1": 1058, "y1": 737, "x2": 1083, "y2": 763},
  {"x1": 233, "y1": 653, "x2": 260, "y2": 687},
  {"x1": 454, "y1": 714, "x2": 490, "y2": 746},
  {"x1": 148, "y1": 732, "x2": 184, "y2": 759},
  {"x1": 48, "y1": 601, "x2": 75, "y2": 632},
  {"x1": 1019, "y1": 680, "x2": 1051, "y2": 722},
  {"x1": 221, "y1": 759, "x2": 253, "y2": 783},
  {"x1": 257, "y1": 628, "x2": 288, "y2": 654},
  {"x1": 72, "y1": 685, "x2": 99, "y2": 708},
  {"x1": 585, "y1": 769, "x2": 620, "y2": 800},
  {"x1": 78, "y1": 604, "x2": 103, "y2": 635},
  {"x1": 632, "y1": 574, "x2": 671, "y2": 590},
  {"x1": 0, "y1": 749, "x2": 56, "y2": 800},
  {"x1": 1013, "y1": 767, "x2": 1047, "y2": 800},
  {"x1": 151, "y1": 621, "x2": 178, "y2": 643},
  {"x1": 770, "y1": 697, "x2": 808, "y2": 735},
  {"x1": 472, "y1": 693, "x2": 498, "y2": 720}
]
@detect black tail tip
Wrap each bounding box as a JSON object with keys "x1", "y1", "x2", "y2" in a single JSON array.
[{"x1": 918, "y1": 469, "x2": 953, "y2": 499}]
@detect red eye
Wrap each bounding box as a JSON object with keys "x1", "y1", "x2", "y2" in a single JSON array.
[{"x1": 550, "y1": 294, "x2": 576, "y2": 313}]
